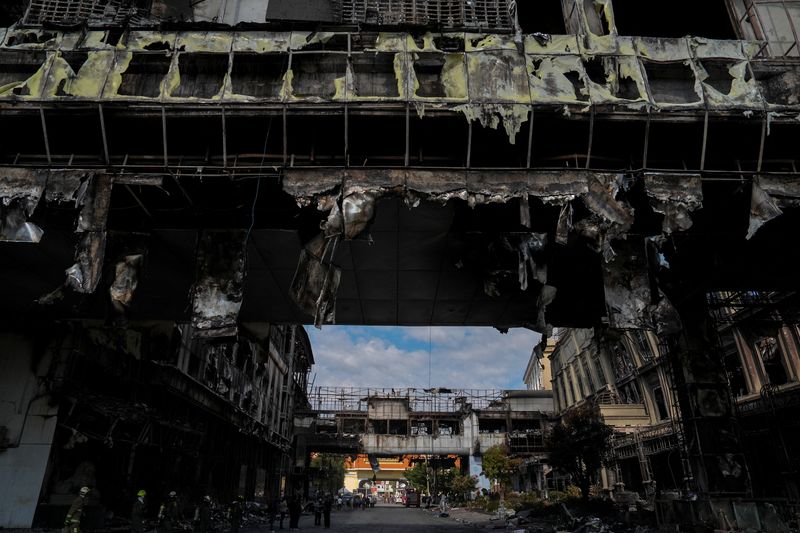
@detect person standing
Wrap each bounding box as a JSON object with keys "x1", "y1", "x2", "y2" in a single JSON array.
[
  {"x1": 322, "y1": 495, "x2": 332, "y2": 529},
  {"x1": 288, "y1": 495, "x2": 301, "y2": 530},
  {"x1": 194, "y1": 495, "x2": 213, "y2": 533},
  {"x1": 278, "y1": 497, "x2": 289, "y2": 529},
  {"x1": 228, "y1": 496, "x2": 244, "y2": 533},
  {"x1": 313, "y1": 498, "x2": 322, "y2": 526},
  {"x1": 158, "y1": 491, "x2": 179, "y2": 533},
  {"x1": 64, "y1": 486, "x2": 90, "y2": 533},
  {"x1": 131, "y1": 490, "x2": 146, "y2": 533}
]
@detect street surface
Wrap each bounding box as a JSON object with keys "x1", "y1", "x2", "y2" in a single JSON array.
[{"x1": 277, "y1": 503, "x2": 478, "y2": 532}]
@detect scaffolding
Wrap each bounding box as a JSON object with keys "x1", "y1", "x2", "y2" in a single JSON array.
[
  {"x1": 335, "y1": 0, "x2": 514, "y2": 31},
  {"x1": 307, "y1": 387, "x2": 505, "y2": 414}
]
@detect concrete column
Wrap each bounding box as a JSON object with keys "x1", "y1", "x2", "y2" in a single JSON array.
[
  {"x1": 663, "y1": 291, "x2": 750, "y2": 496},
  {"x1": 733, "y1": 329, "x2": 764, "y2": 394},
  {"x1": 0, "y1": 334, "x2": 59, "y2": 528}
]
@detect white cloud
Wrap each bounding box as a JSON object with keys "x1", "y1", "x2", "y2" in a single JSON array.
[{"x1": 306, "y1": 326, "x2": 541, "y2": 390}]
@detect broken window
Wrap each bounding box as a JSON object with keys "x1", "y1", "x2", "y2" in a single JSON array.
[
  {"x1": 641, "y1": 60, "x2": 701, "y2": 105},
  {"x1": 612, "y1": 0, "x2": 736, "y2": 39},
  {"x1": 755, "y1": 335, "x2": 789, "y2": 385},
  {"x1": 0, "y1": 50, "x2": 47, "y2": 97},
  {"x1": 478, "y1": 418, "x2": 506, "y2": 433},
  {"x1": 728, "y1": 0, "x2": 800, "y2": 57},
  {"x1": 351, "y1": 53, "x2": 400, "y2": 98},
  {"x1": 117, "y1": 53, "x2": 172, "y2": 98},
  {"x1": 611, "y1": 341, "x2": 635, "y2": 379},
  {"x1": 618, "y1": 380, "x2": 641, "y2": 404},
  {"x1": 633, "y1": 330, "x2": 654, "y2": 364},
  {"x1": 172, "y1": 53, "x2": 229, "y2": 99},
  {"x1": 230, "y1": 54, "x2": 286, "y2": 99},
  {"x1": 651, "y1": 384, "x2": 669, "y2": 420},
  {"x1": 413, "y1": 53, "x2": 447, "y2": 97},
  {"x1": 290, "y1": 54, "x2": 347, "y2": 98}
]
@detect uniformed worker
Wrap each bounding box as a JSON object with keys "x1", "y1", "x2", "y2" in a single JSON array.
[
  {"x1": 194, "y1": 495, "x2": 213, "y2": 533},
  {"x1": 131, "y1": 490, "x2": 147, "y2": 533},
  {"x1": 158, "y1": 491, "x2": 179, "y2": 533},
  {"x1": 64, "y1": 486, "x2": 90, "y2": 533},
  {"x1": 228, "y1": 495, "x2": 244, "y2": 533}
]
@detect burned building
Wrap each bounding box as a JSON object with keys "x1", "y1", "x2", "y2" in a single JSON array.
[
  {"x1": 0, "y1": 322, "x2": 313, "y2": 528},
  {"x1": 301, "y1": 387, "x2": 553, "y2": 494},
  {"x1": 548, "y1": 327, "x2": 682, "y2": 498},
  {"x1": 0, "y1": 0, "x2": 799, "y2": 529}
]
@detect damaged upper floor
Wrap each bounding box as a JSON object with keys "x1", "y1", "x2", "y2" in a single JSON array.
[
  {"x1": 0, "y1": 27, "x2": 797, "y2": 124},
  {"x1": 8, "y1": 0, "x2": 800, "y2": 63}
]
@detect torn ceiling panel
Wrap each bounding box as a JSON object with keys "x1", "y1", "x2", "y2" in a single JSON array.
[
  {"x1": 290, "y1": 235, "x2": 341, "y2": 328},
  {"x1": 747, "y1": 175, "x2": 800, "y2": 239},
  {"x1": 644, "y1": 173, "x2": 704, "y2": 235},
  {"x1": 66, "y1": 231, "x2": 107, "y2": 293},
  {"x1": 0, "y1": 167, "x2": 46, "y2": 243},
  {"x1": 190, "y1": 230, "x2": 248, "y2": 337},
  {"x1": 76, "y1": 175, "x2": 113, "y2": 233},
  {"x1": 602, "y1": 239, "x2": 653, "y2": 330},
  {"x1": 110, "y1": 254, "x2": 145, "y2": 314}
]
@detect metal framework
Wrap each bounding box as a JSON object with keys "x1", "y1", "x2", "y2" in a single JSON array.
[
  {"x1": 307, "y1": 386, "x2": 505, "y2": 414},
  {"x1": 23, "y1": 0, "x2": 143, "y2": 25},
  {"x1": 335, "y1": 0, "x2": 513, "y2": 30}
]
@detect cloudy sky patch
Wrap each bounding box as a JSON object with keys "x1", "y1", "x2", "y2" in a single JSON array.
[{"x1": 305, "y1": 326, "x2": 541, "y2": 390}]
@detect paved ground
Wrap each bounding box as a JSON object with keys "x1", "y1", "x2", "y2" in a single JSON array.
[{"x1": 271, "y1": 503, "x2": 482, "y2": 532}]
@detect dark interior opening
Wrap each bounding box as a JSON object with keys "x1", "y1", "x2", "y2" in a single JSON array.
[
  {"x1": 517, "y1": 1, "x2": 567, "y2": 34},
  {"x1": 642, "y1": 60, "x2": 701, "y2": 104},
  {"x1": 351, "y1": 53, "x2": 400, "y2": 98},
  {"x1": 647, "y1": 120, "x2": 704, "y2": 170},
  {"x1": 0, "y1": 50, "x2": 47, "y2": 96},
  {"x1": 287, "y1": 114, "x2": 345, "y2": 166},
  {"x1": 413, "y1": 53, "x2": 447, "y2": 97},
  {"x1": 230, "y1": 53, "x2": 287, "y2": 98},
  {"x1": 700, "y1": 60, "x2": 740, "y2": 95},
  {"x1": 612, "y1": 0, "x2": 736, "y2": 39},
  {"x1": 117, "y1": 53, "x2": 172, "y2": 98},
  {"x1": 290, "y1": 53, "x2": 347, "y2": 98},
  {"x1": 409, "y1": 113, "x2": 469, "y2": 167},
  {"x1": 349, "y1": 114, "x2": 405, "y2": 166},
  {"x1": 172, "y1": 53, "x2": 229, "y2": 99},
  {"x1": 433, "y1": 35, "x2": 465, "y2": 52}
]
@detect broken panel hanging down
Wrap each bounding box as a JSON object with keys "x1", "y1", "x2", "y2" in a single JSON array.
[
  {"x1": 291, "y1": 235, "x2": 341, "y2": 328},
  {"x1": 190, "y1": 230, "x2": 248, "y2": 337},
  {"x1": 66, "y1": 175, "x2": 113, "y2": 293},
  {"x1": 0, "y1": 168, "x2": 46, "y2": 243}
]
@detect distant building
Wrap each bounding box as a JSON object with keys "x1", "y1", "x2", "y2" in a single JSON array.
[
  {"x1": 548, "y1": 328, "x2": 681, "y2": 496},
  {"x1": 523, "y1": 332, "x2": 555, "y2": 391}
]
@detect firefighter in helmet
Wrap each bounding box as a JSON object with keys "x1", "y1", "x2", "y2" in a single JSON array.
[{"x1": 64, "y1": 487, "x2": 90, "y2": 533}]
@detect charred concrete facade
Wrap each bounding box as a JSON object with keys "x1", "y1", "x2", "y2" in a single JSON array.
[
  {"x1": 0, "y1": 323, "x2": 313, "y2": 528},
  {"x1": 0, "y1": 0, "x2": 799, "y2": 529}
]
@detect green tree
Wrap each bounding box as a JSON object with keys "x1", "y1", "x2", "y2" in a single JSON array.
[
  {"x1": 481, "y1": 444, "x2": 521, "y2": 494},
  {"x1": 403, "y1": 461, "x2": 430, "y2": 491},
  {"x1": 450, "y1": 472, "x2": 478, "y2": 500},
  {"x1": 546, "y1": 404, "x2": 614, "y2": 500},
  {"x1": 310, "y1": 454, "x2": 346, "y2": 494}
]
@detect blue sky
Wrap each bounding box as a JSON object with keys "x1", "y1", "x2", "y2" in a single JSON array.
[{"x1": 305, "y1": 326, "x2": 541, "y2": 390}]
